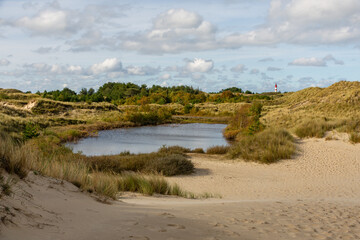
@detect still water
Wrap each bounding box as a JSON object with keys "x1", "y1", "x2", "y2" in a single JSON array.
[{"x1": 67, "y1": 123, "x2": 228, "y2": 156}]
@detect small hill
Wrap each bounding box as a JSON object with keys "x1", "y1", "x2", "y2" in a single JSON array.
[{"x1": 263, "y1": 81, "x2": 360, "y2": 128}]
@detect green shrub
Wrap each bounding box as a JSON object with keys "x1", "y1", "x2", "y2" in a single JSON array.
[
  {"x1": 184, "y1": 104, "x2": 193, "y2": 114},
  {"x1": 22, "y1": 122, "x2": 40, "y2": 140},
  {"x1": 223, "y1": 102, "x2": 264, "y2": 140},
  {"x1": 85, "y1": 150, "x2": 194, "y2": 176},
  {"x1": 228, "y1": 128, "x2": 295, "y2": 163},
  {"x1": 146, "y1": 154, "x2": 194, "y2": 176}
]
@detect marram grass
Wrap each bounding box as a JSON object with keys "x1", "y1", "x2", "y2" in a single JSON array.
[{"x1": 228, "y1": 128, "x2": 296, "y2": 164}]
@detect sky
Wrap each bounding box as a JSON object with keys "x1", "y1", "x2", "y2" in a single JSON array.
[{"x1": 0, "y1": 0, "x2": 359, "y2": 93}]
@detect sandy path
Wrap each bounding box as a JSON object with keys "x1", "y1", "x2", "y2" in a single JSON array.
[
  {"x1": 166, "y1": 138, "x2": 360, "y2": 201},
  {"x1": 1, "y1": 138, "x2": 360, "y2": 240}
]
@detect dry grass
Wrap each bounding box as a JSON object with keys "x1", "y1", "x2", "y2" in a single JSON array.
[
  {"x1": 0, "y1": 130, "x2": 194, "y2": 199},
  {"x1": 0, "y1": 132, "x2": 28, "y2": 178},
  {"x1": 206, "y1": 145, "x2": 230, "y2": 154},
  {"x1": 294, "y1": 118, "x2": 341, "y2": 138},
  {"x1": 228, "y1": 128, "x2": 296, "y2": 163}
]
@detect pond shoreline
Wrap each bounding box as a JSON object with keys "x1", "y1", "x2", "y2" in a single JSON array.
[{"x1": 67, "y1": 123, "x2": 229, "y2": 156}]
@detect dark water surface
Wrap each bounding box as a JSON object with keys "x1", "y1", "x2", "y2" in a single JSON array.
[{"x1": 67, "y1": 123, "x2": 228, "y2": 156}]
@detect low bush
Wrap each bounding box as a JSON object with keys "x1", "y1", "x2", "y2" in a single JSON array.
[
  {"x1": 145, "y1": 154, "x2": 194, "y2": 176},
  {"x1": 158, "y1": 145, "x2": 190, "y2": 155},
  {"x1": 223, "y1": 102, "x2": 264, "y2": 140},
  {"x1": 22, "y1": 122, "x2": 40, "y2": 140},
  {"x1": 206, "y1": 145, "x2": 230, "y2": 154},
  {"x1": 228, "y1": 128, "x2": 295, "y2": 163},
  {"x1": 85, "y1": 150, "x2": 194, "y2": 176},
  {"x1": 191, "y1": 148, "x2": 205, "y2": 153},
  {"x1": 350, "y1": 132, "x2": 360, "y2": 143}
]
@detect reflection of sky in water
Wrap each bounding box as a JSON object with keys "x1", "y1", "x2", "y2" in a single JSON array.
[{"x1": 67, "y1": 123, "x2": 228, "y2": 156}]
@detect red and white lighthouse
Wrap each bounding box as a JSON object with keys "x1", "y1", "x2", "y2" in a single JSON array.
[{"x1": 275, "y1": 83, "x2": 278, "y2": 93}]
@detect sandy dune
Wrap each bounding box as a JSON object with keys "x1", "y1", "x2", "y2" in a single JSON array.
[{"x1": 1, "y1": 138, "x2": 360, "y2": 240}]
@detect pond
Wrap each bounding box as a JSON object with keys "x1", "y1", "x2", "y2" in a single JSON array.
[{"x1": 67, "y1": 123, "x2": 228, "y2": 156}]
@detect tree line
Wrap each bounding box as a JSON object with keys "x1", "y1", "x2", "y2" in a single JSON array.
[{"x1": 36, "y1": 82, "x2": 271, "y2": 105}]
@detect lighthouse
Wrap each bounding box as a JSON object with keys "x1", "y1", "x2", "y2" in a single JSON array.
[{"x1": 275, "y1": 83, "x2": 278, "y2": 93}]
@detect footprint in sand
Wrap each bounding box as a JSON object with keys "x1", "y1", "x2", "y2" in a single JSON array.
[
  {"x1": 143, "y1": 224, "x2": 167, "y2": 233},
  {"x1": 167, "y1": 223, "x2": 186, "y2": 229},
  {"x1": 160, "y1": 212, "x2": 175, "y2": 218},
  {"x1": 125, "y1": 236, "x2": 150, "y2": 240}
]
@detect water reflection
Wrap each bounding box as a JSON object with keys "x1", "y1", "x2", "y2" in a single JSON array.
[{"x1": 67, "y1": 123, "x2": 228, "y2": 156}]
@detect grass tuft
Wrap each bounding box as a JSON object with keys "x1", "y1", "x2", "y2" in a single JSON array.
[
  {"x1": 191, "y1": 148, "x2": 205, "y2": 153},
  {"x1": 206, "y1": 145, "x2": 230, "y2": 154},
  {"x1": 350, "y1": 132, "x2": 360, "y2": 143},
  {"x1": 228, "y1": 128, "x2": 295, "y2": 164}
]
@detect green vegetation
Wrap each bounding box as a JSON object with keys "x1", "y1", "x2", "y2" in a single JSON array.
[
  {"x1": 223, "y1": 102, "x2": 264, "y2": 140},
  {"x1": 38, "y1": 82, "x2": 274, "y2": 106},
  {"x1": 22, "y1": 122, "x2": 40, "y2": 140},
  {"x1": 1, "y1": 80, "x2": 360, "y2": 200},
  {"x1": 0, "y1": 129, "x2": 195, "y2": 199},
  {"x1": 228, "y1": 128, "x2": 296, "y2": 164},
  {"x1": 85, "y1": 150, "x2": 194, "y2": 176},
  {"x1": 0, "y1": 174, "x2": 14, "y2": 198}
]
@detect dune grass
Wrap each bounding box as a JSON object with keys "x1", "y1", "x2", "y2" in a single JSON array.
[
  {"x1": 0, "y1": 130, "x2": 196, "y2": 199},
  {"x1": 0, "y1": 173, "x2": 14, "y2": 198},
  {"x1": 84, "y1": 147, "x2": 194, "y2": 176},
  {"x1": 228, "y1": 128, "x2": 296, "y2": 164},
  {"x1": 294, "y1": 118, "x2": 342, "y2": 138},
  {"x1": 294, "y1": 118, "x2": 360, "y2": 143},
  {"x1": 0, "y1": 132, "x2": 28, "y2": 179},
  {"x1": 206, "y1": 145, "x2": 230, "y2": 154}
]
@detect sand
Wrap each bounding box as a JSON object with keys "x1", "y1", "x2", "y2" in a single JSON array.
[{"x1": 1, "y1": 138, "x2": 360, "y2": 240}]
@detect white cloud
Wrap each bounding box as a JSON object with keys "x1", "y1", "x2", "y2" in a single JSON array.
[
  {"x1": 223, "y1": 0, "x2": 360, "y2": 46},
  {"x1": 16, "y1": 9, "x2": 74, "y2": 36},
  {"x1": 23, "y1": 62, "x2": 84, "y2": 75},
  {"x1": 186, "y1": 58, "x2": 213, "y2": 73},
  {"x1": 289, "y1": 55, "x2": 344, "y2": 67},
  {"x1": 154, "y1": 9, "x2": 202, "y2": 29},
  {"x1": 67, "y1": 65, "x2": 83, "y2": 74},
  {"x1": 0, "y1": 59, "x2": 10, "y2": 66},
  {"x1": 122, "y1": 9, "x2": 217, "y2": 54},
  {"x1": 289, "y1": 57, "x2": 326, "y2": 67},
  {"x1": 89, "y1": 58, "x2": 122, "y2": 75},
  {"x1": 159, "y1": 73, "x2": 171, "y2": 80},
  {"x1": 125, "y1": 66, "x2": 160, "y2": 76},
  {"x1": 230, "y1": 64, "x2": 247, "y2": 73}
]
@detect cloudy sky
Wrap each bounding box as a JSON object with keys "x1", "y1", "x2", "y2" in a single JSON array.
[{"x1": 0, "y1": 0, "x2": 359, "y2": 93}]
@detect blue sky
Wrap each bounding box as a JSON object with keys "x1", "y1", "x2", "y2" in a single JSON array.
[{"x1": 0, "y1": 0, "x2": 359, "y2": 93}]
